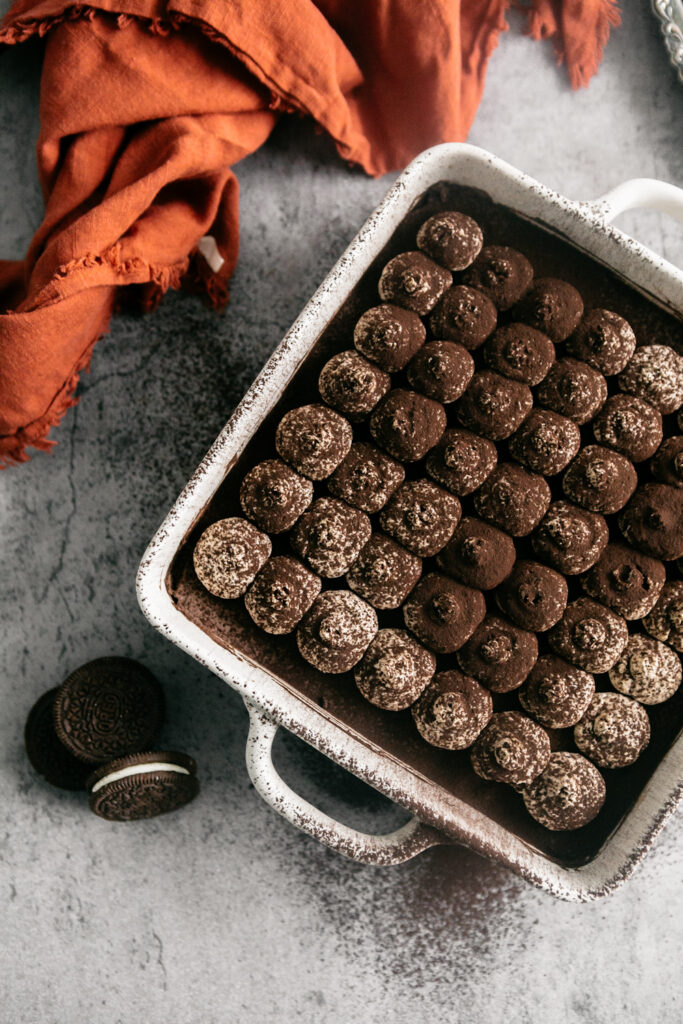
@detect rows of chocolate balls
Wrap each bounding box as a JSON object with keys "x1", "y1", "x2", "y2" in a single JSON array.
[{"x1": 194, "y1": 209, "x2": 683, "y2": 832}]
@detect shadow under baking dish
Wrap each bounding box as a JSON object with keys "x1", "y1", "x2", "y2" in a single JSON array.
[{"x1": 168, "y1": 183, "x2": 683, "y2": 870}]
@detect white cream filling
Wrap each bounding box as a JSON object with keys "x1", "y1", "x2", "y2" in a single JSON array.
[{"x1": 91, "y1": 762, "x2": 190, "y2": 793}]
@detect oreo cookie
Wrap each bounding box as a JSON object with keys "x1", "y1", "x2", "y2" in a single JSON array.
[
  {"x1": 24, "y1": 688, "x2": 90, "y2": 791},
  {"x1": 87, "y1": 751, "x2": 199, "y2": 821}
]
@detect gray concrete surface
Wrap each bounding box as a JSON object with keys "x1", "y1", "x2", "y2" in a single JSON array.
[{"x1": 1, "y1": 5, "x2": 682, "y2": 1023}]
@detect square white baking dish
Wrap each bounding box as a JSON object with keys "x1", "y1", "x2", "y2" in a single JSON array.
[{"x1": 137, "y1": 143, "x2": 683, "y2": 901}]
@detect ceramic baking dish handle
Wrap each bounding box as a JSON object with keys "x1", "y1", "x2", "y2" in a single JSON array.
[
  {"x1": 244, "y1": 700, "x2": 447, "y2": 865},
  {"x1": 588, "y1": 177, "x2": 683, "y2": 224}
]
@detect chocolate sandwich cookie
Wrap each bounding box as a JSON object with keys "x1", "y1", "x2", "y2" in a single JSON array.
[
  {"x1": 25, "y1": 688, "x2": 90, "y2": 790},
  {"x1": 240, "y1": 459, "x2": 314, "y2": 533},
  {"x1": 275, "y1": 404, "x2": 352, "y2": 480},
  {"x1": 87, "y1": 752, "x2": 199, "y2": 821},
  {"x1": 54, "y1": 658, "x2": 165, "y2": 764},
  {"x1": 618, "y1": 344, "x2": 683, "y2": 415},
  {"x1": 482, "y1": 323, "x2": 555, "y2": 385},
  {"x1": 581, "y1": 542, "x2": 666, "y2": 621},
  {"x1": 379, "y1": 479, "x2": 461, "y2": 556},
  {"x1": 378, "y1": 251, "x2": 452, "y2": 315},
  {"x1": 406, "y1": 340, "x2": 474, "y2": 403},
  {"x1": 547, "y1": 598, "x2": 628, "y2": 673},
  {"x1": 514, "y1": 277, "x2": 584, "y2": 342},
  {"x1": 536, "y1": 358, "x2": 607, "y2": 425},
  {"x1": 574, "y1": 693, "x2": 650, "y2": 769},
  {"x1": 473, "y1": 463, "x2": 551, "y2": 537},
  {"x1": 318, "y1": 350, "x2": 391, "y2": 421},
  {"x1": 328, "y1": 442, "x2": 405, "y2": 514},
  {"x1": 470, "y1": 712, "x2": 551, "y2": 789},
  {"x1": 346, "y1": 533, "x2": 422, "y2": 609},
  {"x1": 296, "y1": 591, "x2": 378, "y2": 674},
  {"x1": 591, "y1": 394, "x2": 663, "y2": 463},
  {"x1": 244, "y1": 556, "x2": 321, "y2": 634},
  {"x1": 411, "y1": 670, "x2": 492, "y2": 750},
  {"x1": 194, "y1": 518, "x2": 271, "y2": 599},
  {"x1": 495, "y1": 560, "x2": 568, "y2": 632},
  {"x1": 522, "y1": 752, "x2": 606, "y2": 831},
  {"x1": 457, "y1": 615, "x2": 538, "y2": 693},
  {"x1": 369, "y1": 388, "x2": 446, "y2": 462},
  {"x1": 566, "y1": 308, "x2": 637, "y2": 375},
  {"x1": 562, "y1": 444, "x2": 637, "y2": 514},
  {"x1": 290, "y1": 497, "x2": 371, "y2": 578},
  {"x1": 353, "y1": 303, "x2": 426, "y2": 371},
  {"x1": 619, "y1": 483, "x2": 683, "y2": 561},
  {"x1": 518, "y1": 656, "x2": 595, "y2": 729},
  {"x1": 429, "y1": 285, "x2": 497, "y2": 349},
  {"x1": 643, "y1": 582, "x2": 683, "y2": 652},
  {"x1": 456, "y1": 370, "x2": 533, "y2": 441},
  {"x1": 531, "y1": 501, "x2": 609, "y2": 575},
  {"x1": 354, "y1": 629, "x2": 436, "y2": 711},
  {"x1": 508, "y1": 408, "x2": 581, "y2": 476},
  {"x1": 403, "y1": 573, "x2": 486, "y2": 654},
  {"x1": 650, "y1": 436, "x2": 683, "y2": 489},
  {"x1": 416, "y1": 210, "x2": 483, "y2": 271},
  {"x1": 425, "y1": 428, "x2": 497, "y2": 496},
  {"x1": 436, "y1": 516, "x2": 516, "y2": 591},
  {"x1": 461, "y1": 245, "x2": 534, "y2": 311},
  {"x1": 609, "y1": 634, "x2": 682, "y2": 705}
]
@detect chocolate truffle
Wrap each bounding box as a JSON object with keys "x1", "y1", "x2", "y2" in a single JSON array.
[
  {"x1": 473, "y1": 463, "x2": 551, "y2": 537},
  {"x1": 470, "y1": 712, "x2": 551, "y2": 788},
  {"x1": 403, "y1": 573, "x2": 486, "y2": 654},
  {"x1": 609, "y1": 634, "x2": 682, "y2": 704},
  {"x1": 411, "y1": 670, "x2": 492, "y2": 750},
  {"x1": 346, "y1": 533, "x2": 422, "y2": 609},
  {"x1": 581, "y1": 543, "x2": 666, "y2": 620},
  {"x1": 618, "y1": 483, "x2": 683, "y2": 561},
  {"x1": 643, "y1": 582, "x2": 683, "y2": 652},
  {"x1": 566, "y1": 309, "x2": 637, "y2": 375},
  {"x1": 650, "y1": 436, "x2": 683, "y2": 489},
  {"x1": 618, "y1": 344, "x2": 683, "y2": 415},
  {"x1": 574, "y1": 692, "x2": 650, "y2": 769},
  {"x1": 495, "y1": 560, "x2": 568, "y2": 632},
  {"x1": 457, "y1": 615, "x2": 538, "y2": 693},
  {"x1": 523, "y1": 752, "x2": 606, "y2": 831},
  {"x1": 425, "y1": 428, "x2": 497, "y2": 496},
  {"x1": 548, "y1": 598, "x2": 628, "y2": 673},
  {"x1": 296, "y1": 591, "x2": 378, "y2": 674},
  {"x1": 379, "y1": 479, "x2": 461, "y2": 556},
  {"x1": 416, "y1": 210, "x2": 483, "y2": 271},
  {"x1": 436, "y1": 517, "x2": 516, "y2": 590},
  {"x1": 482, "y1": 323, "x2": 555, "y2": 385},
  {"x1": 518, "y1": 656, "x2": 595, "y2": 729},
  {"x1": 353, "y1": 303, "x2": 426, "y2": 371},
  {"x1": 592, "y1": 394, "x2": 663, "y2": 463},
  {"x1": 462, "y1": 246, "x2": 534, "y2": 311},
  {"x1": 514, "y1": 277, "x2": 584, "y2": 342},
  {"x1": 562, "y1": 444, "x2": 637, "y2": 514},
  {"x1": 536, "y1": 358, "x2": 607, "y2": 425},
  {"x1": 406, "y1": 341, "x2": 474, "y2": 403},
  {"x1": 318, "y1": 350, "x2": 391, "y2": 421},
  {"x1": 531, "y1": 501, "x2": 609, "y2": 575},
  {"x1": 354, "y1": 629, "x2": 436, "y2": 710},
  {"x1": 369, "y1": 388, "x2": 446, "y2": 462},
  {"x1": 378, "y1": 251, "x2": 451, "y2": 315},
  {"x1": 508, "y1": 409, "x2": 581, "y2": 476},
  {"x1": 193, "y1": 518, "x2": 271, "y2": 600},
  {"x1": 244, "y1": 556, "x2": 321, "y2": 634},
  {"x1": 240, "y1": 459, "x2": 313, "y2": 533},
  {"x1": 328, "y1": 442, "x2": 405, "y2": 513},
  {"x1": 290, "y1": 497, "x2": 372, "y2": 578},
  {"x1": 429, "y1": 285, "x2": 497, "y2": 349},
  {"x1": 275, "y1": 404, "x2": 352, "y2": 480},
  {"x1": 456, "y1": 371, "x2": 533, "y2": 440}
]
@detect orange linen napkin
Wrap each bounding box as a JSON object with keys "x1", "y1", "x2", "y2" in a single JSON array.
[{"x1": 0, "y1": 0, "x2": 620, "y2": 466}]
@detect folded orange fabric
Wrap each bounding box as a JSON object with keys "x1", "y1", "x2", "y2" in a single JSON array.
[{"x1": 0, "y1": 0, "x2": 620, "y2": 466}]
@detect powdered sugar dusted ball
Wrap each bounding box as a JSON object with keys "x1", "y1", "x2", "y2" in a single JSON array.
[
  {"x1": 346, "y1": 533, "x2": 422, "y2": 609},
  {"x1": 508, "y1": 409, "x2": 580, "y2": 476},
  {"x1": 411, "y1": 670, "x2": 492, "y2": 750},
  {"x1": 592, "y1": 394, "x2": 663, "y2": 463},
  {"x1": 240, "y1": 459, "x2": 313, "y2": 533},
  {"x1": 518, "y1": 656, "x2": 595, "y2": 729},
  {"x1": 574, "y1": 692, "x2": 650, "y2": 769},
  {"x1": 495, "y1": 560, "x2": 568, "y2": 632},
  {"x1": 436, "y1": 516, "x2": 516, "y2": 591},
  {"x1": 425, "y1": 428, "x2": 497, "y2": 496},
  {"x1": 353, "y1": 303, "x2": 426, "y2": 371},
  {"x1": 562, "y1": 444, "x2": 637, "y2": 514},
  {"x1": 276, "y1": 404, "x2": 352, "y2": 480},
  {"x1": 609, "y1": 634, "x2": 682, "y2": 705},
  {"x1": 523, "y1": 752, "x2": 606, "y2": 831},
  {"x1": 531, "y1": 501, "x2": 609, "y2": 575},
  {"x1": 473, "y1": 462, "x2": 551, "y2": 537},
  {"x1": 297, "y1": 591, "x2": 377, "y2": 674},
  {"x1": 403, "y1": 573, "x2": 486, "y2": 654},
  {"x1": 482, "y1": 323, "x2": 555, "y2": 385},
  {"x1": 244, "y1": 557, "x2": 321, "y2": 634},
  {"x1": 370, "y1": 389, "x2": 446, "y2": 462},
  {"x1": 537, "y1": 358, "x2": 607, "y2": 425},
  {"x1": 650, "y1": 436, "x2": 683, "y2": 489},
  {"x1": 471, "y1": 712, "x2": 551, "y2": 788},
  {"x1": 566, "y1": 309, "x2": 637, "y2": 375},
  {"x1": 379, "y1": 479, "x2": 461, "y2": 556},
  {"x1": 457, "y1": 371, "x2": 533, "y2": 440},
  {"x1": 429, "y1": 285, "x2": 497, "y2": 349},
  {"x1": 290, "y1": 498, "x2": 371, "y2": 578},
  {"x1": 514, "y1": 277, "x2": 584, "y2": 342},
  {"x1": 619, "y1": 483, "x2": 683, "y2": 561},
  {"x1": 378, "y1": 251, "x2": 451, "y2": 315},
  {"x1": 406, "y1": 341, "x2": 474, "y2": 403},
  {"x1": 354, "y1": 629, "x2": 436, "y2": 710},
  {"x1": 416, "y1": 210, "x2": 483, "y2": 271},
  {"x1": 457, "y1": 615, "x2": 538, "y2": 693},
  {"x1": 618, "y1": 344, "x2": 683, "y2": 414},
  {"x1": 193, "y1": 518, "x2": 271, "y2": 600},
  {"x1": 462, "y1": 246, "x2": 534, "y2": 311},
  {"x1": 643, "y1": 582, "x2": 683, "y2": 652},
  {"x1": 318, "y1": 350, "x2": 391, "y2": 421},
  {"x1": 581, "y1": 543, "x2": 665, "y2": 621},
  {"x1": 547, "y1": 598, "x2": 628, "y2": 673},
  {"x1": 328, "y1": 443, "x2": 405, "y2": 514}
]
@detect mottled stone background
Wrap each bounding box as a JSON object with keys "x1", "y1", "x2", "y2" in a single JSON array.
[{"x1": 1, "y1": 6, "x2": 681, "y2": 1022}]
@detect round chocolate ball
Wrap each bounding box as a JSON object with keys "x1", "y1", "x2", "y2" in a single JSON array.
[
  {"x1": 378, "y1": 251, "x2": 451, "y2": 315},
  {"x1": 566, "y1": 309, "x2": 637, "y2": 375},
  {"x1": 650, "y1": 436, "x2": 683, "y2": 489},
  {"x1": 290, "y1": 497, "x2": 372, "y2": 578},
  {"x1": 318, "y1": 350, "x2": 391, "y2": 421},
  {"x1": 592, "y1": 394, "x2": 663, "y2": 463},
  {"x1": 354, "y1": 629, "x2": 436, "y2": 711},
  {"x1": 609, "y1": 634, "x2": 682, "y2": 705},
  {"x1": 379, "y1": 479, "x2": 461, "y2": 557},
  {"x1": 471, "y1": 712, "x2": 551, "y2": 789},
  {"x1": 562, "y1": 444, "x2": 637, "y2": 514},
  {"x1": 473, "y1": 463, "x2": 551, "y2": 537},
  {"x1": 643, "y1": 582, "x2": 683, "y2": 652},
  {"x1": 456, "y1": 370, "x2": 533, "y2": 440},
  {"x1": 536, "y1": 358, "x2": 607, "y2": 425},
  {"x1": 276, "y1": 404, "x2": 352, "y2": 480},
  {"x1": 574, "y1": 692, "x2": 650, "y2": 769},
  {"x1": 523, "y1": 752, "x2": 606, "y2": 831},
  {"x1": 411, "y1": 670, "x2": 492, "y2": 750},
  {"x1": 346, "y1": 533, "x2": 422, "y2": 610},
  {"x1": 619, "y1": 483, "x2": 683, "y2": 561},
  {"x1": 482, "y1": 323, "x2": 555, "y2": 385},
  {"x1": 514, "y1": 277, "x2": 584, "y2": 342},
  {"x1": 353, "y1": 303, "x2": 426, "y2": 372},
  {"x1": 429, "y1": 285, "x2": 497, "y2": 350},
  {"x1": 462, "y1": 245, "x2": 534, "y2": 311},
  {"x1": 547, "y1": 598, "x2": 628, "y2": 673},
  {"x1": 618, "y1": 344, "x2": 683, "y2": 415},
  {"x1": 244, "y1": 556, "x2": 321, "y2": 634},
  {"x1": 531, "y1": 501, "x2": 609, "y2": 575},
  {"x1": 581, "y1": 543, "x2": 666, "y2": 621},
  {"x1": 370, "y1": 388, "x2": 446, "y2": 462},
  {"x1": 297, "y1": 591, "x2": 378, "y2": 674},
  {"x1": 518, "y1": 656, "x2": 595, "y2": 729},
  {"x1": 240, "y1": 459, "x2": 314, "y2": 533},
  {"x1": 436, "y1": 516, "x2": 516, "y2": 591},
  {"x1": 508, "y1": 409, "x2": 581, "y2": 476},
  {"x1": 495, "y1": 560, "x2": 568, "y2": 632},
  {"x1": 406, "y1": 341, "x2": 474, "y2": 403},
  {"x1": 328, "y1": 442, "x2": 405, "y2": 514},
  {"x1": 403, "y1": 573, "x2": 486, "y2": 654},
  {"x1": 425, "y1": 428, "x2": 497, "y2": 496},
  {"x1": 416, "y1": 210, "x2": 483, "y2": 271},
  {"x1": 193, "y1": 518, "x2": 271, "y2": 600},
  {"x1": 457, "y1": 615, "x2": 538, "y2": 693}
]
